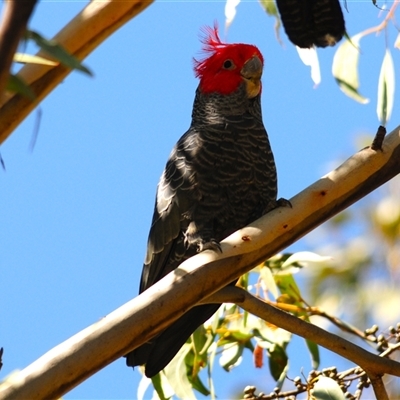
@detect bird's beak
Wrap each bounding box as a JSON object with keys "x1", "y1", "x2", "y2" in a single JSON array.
[{"x1": 240, "y1": 55, "x2": 263, "y2": 98}]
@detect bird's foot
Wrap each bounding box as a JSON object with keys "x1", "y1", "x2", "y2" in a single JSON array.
[
  {"x1": 197, "y1": 239, "x2": 222, "y2": 253},
  {"x1": 184, "y1": 232, "x2": 222, "y2": 254},
  {"x1": 276, "y1": 197, "x2": 292, "y2": 209}
]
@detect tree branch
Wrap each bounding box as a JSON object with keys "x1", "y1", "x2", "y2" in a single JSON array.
[
  {"x1": 368, "y1": 374, "x2": 389, "y2": 400},
  {"x1": 0, "y1": 0, "x2": 153, "y2": 145},
  {"x1": 0, "y1": 126, "x2": 399, "y2": 399},
  {"x1": 0, "y1": 0, "x2": 37, "y2": 100},
  {"x1": 203, "y1": 286, "x2": 400, "y2": 377}
]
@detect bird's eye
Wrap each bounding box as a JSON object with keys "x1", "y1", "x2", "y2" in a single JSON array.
[{"x1": 223, "y1": 59, "x2": 235, "y2": 70}]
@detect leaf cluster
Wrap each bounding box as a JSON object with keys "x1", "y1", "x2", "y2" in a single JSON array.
[{"x1": 8, "y1": 29, "x2": 91, "y2": 100}]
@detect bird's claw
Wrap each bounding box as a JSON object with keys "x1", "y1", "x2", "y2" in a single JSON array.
[
  {"x1": 276, "y1": 197, "x2": 292, "y2": 209},
  {"x1": 197, "y1": 239, "x2": 222, "y2": 253}
]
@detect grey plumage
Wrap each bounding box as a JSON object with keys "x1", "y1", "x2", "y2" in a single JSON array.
[{"x1": 126, "y1": 40, "x2": 278, "y2": 378}]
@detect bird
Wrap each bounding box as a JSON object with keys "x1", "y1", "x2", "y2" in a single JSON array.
[
  {"x1": 275, "y1": 0, "x2": 346, "y2": 48},
  {"x1": 125, "y1": 26, "x2": 279, "y2": 378}
]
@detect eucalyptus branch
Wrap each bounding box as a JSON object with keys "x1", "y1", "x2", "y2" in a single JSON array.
[
  {"x1": 267, "y1": 287, "x2": 377, "y2": 344},
  {"x1": 206, "y1": 286, "x2": 400, "y2": 377},
  {"x1": 214, "y1": 287, "x2": 398, "y2": 399},
  {"x1": 0, "y1": 0, "x2": 153, "y2": 145},
  {"x1": 368, "y1": 374, "x2": 389, "y2": 400},
  {"x1": 307, "y1": 307, "x2": 376, "y2": 343},
  {"x1": 0, "y1": 127, "x2": 399, "y2": 399}
]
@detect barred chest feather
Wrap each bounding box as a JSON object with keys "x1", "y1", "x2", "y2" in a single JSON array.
[{"x1": 168, "y1": 84, "x2": 278, "y2": 243}]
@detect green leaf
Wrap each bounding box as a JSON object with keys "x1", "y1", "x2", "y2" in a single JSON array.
[
  {"x1": 377, "y1": 49, "x2": 395, "y2": 126},
  {"x1": 259, "y1": 0, "x2": 279, "y2": 16},
  {"x1": 259, "y1": 0, "x2": 282, "y2": 42},
  {"x1": 138, "y1": 372, "x2": 173, "y2": 400},
  {"x1": 13, "y1": 53, "x2": 58, "y2": 66},
  {"x1": 311, "y1": 376, "x2": 345, "y2": 400},
  {"x1": 192, "y1": 324, "x2": 210, "y2": 357},
  {"x1": 190, "y1": 325, "x2": 214, "y2": 378},
  {"x1": 26, "y1": 30, "x2": 92, "y2": 76},
  {"x1": 255, "y1": 323, "x2": 291, "y2": 349},
  {"x1": 274, "y1": 274, "x2": 310, "y2": 317},
  {"x1": 219, "y1": 342, "x2": 244, "y2": 371},
  {"x1": 260, "y1": 266, "x2": 279, "y2": 298},
  {"x1": 305, "y1": 339, "x2": 320, "y2": 369},
  {"x1": 274, "y1": 274, "x2": 301, "y2": 304},
  {"x1": 281, "y1": 251, "x2": 333, "y2": 271},
  {"x1": 332, "y1": 33, "x2": 369, "y2": 104},
  {"x1": 268, "y1": 344, "x2": 288, "y2": 382},
  {"x1": 164, "y1": 344, "x2": 197, "y2": 400},
  {"x1": 7, "y1": 74, "x2": 35, "y2": 100},
  {"x1": 188, "y1": 374, "x2": 210, "y2": 397},
  {"x1": 228, "y1": 330, "x2": 253, "y2": 342},
  {"x1": 264, "y1": 253, "x2": 293, "y2": 271},
  {"x1": 151, "y1": 373, "x2": 173, "y2": 400}
]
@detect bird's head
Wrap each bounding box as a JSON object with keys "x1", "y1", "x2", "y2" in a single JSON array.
[{"x1": 194, "y1": 26, "x2": 264, "y2": 99}]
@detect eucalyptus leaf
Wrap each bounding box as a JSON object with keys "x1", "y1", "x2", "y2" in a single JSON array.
[
  {"x1": 151, "y1": 373, "x2": 173, "y2": 400},
  {"x1": 137, "y1": 373, "x2": 152, "y2": 400},
  {"x1": 225, "y1": 0, "x2": 240, "y2": 28},
  {"x1": 164, "y1": 344, "x2": 197, "y2": 400},
  {"x1": 7, "y1": 74, "x2": 35, "y2": 100},
  {"x1": 311, "y1": 376, "x2": 345, "y2": 400},
  {"x1": 259, "y1": 0, "x2": 281, "y2": 41},
  {"x1": 219, "y1": 342, "x2": 244, "y2": 371},
  {"x1": 306, "y1": 339, "x2": 320, "y2": 369},
  {"x1": 26, "y1": 30, "x2": 92, "y2": 76},
  {"x1": 377, "y1": 49, "x2": 395, "y2": 126},
  {"x1": 281, "y1": 251, "x2": 333, "y2": 270},
  {"x1": 188, "y1": 374, "x2": 210, "y2": 396},
  {"x1": 256, "y1": 325, "x2": 292, "y2": 348},
  {"x1": 332, "y1": 33, "x2": 369, "y2": 104},
  {"x1": 192, "y1": 325, "x2": 209, "y2": 357},
  {"x1": 260, "y1": 266, "x2": 279, "y2": 298},
  {"x1": 274, "y1": 274, "x2": 301, "y2": 303},
  {"x1": 296, "y1": 46, "x2": 321, "y2": 86},
  {"x1": 268, "y1": 344, "x2": 288, "y2": 382},
  {"x1": 13, "y1": 53, "x2": 58, "y2": 66},
  {"x1": 259, "y1": 0, "x2": 279, "y2": 16}
]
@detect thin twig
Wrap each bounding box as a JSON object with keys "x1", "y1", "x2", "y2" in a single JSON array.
[
  {"x1": 371, "y1": 125, "x2": 387, "y2": 151},
  {"x1": 205, "y1": 286, "x2": 400, "y2": 377},
  {"x1": 358, "y1": 0, "x2": 400, "y2": 37}
]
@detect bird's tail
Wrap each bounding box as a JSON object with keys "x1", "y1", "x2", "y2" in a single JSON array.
[{"x1": 125, "y1": 304, "x2": 221, "y2": 378}]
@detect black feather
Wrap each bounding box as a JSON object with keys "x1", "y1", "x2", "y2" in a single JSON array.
[
  {"x1": 276, "y1": 0, "x2": 346, "y2": 48},
  {"x1": 125, "y1": 81, "x2": 278, "y2": 377}
]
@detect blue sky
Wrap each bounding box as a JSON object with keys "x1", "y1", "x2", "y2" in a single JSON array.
[{"x1": 1, "y1": 1, "x2": 399, "y2": 399}]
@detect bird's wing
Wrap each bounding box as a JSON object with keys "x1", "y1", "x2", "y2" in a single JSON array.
[{"x1": 139, "y1": 129, "x2": 196, "y2": 292}]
